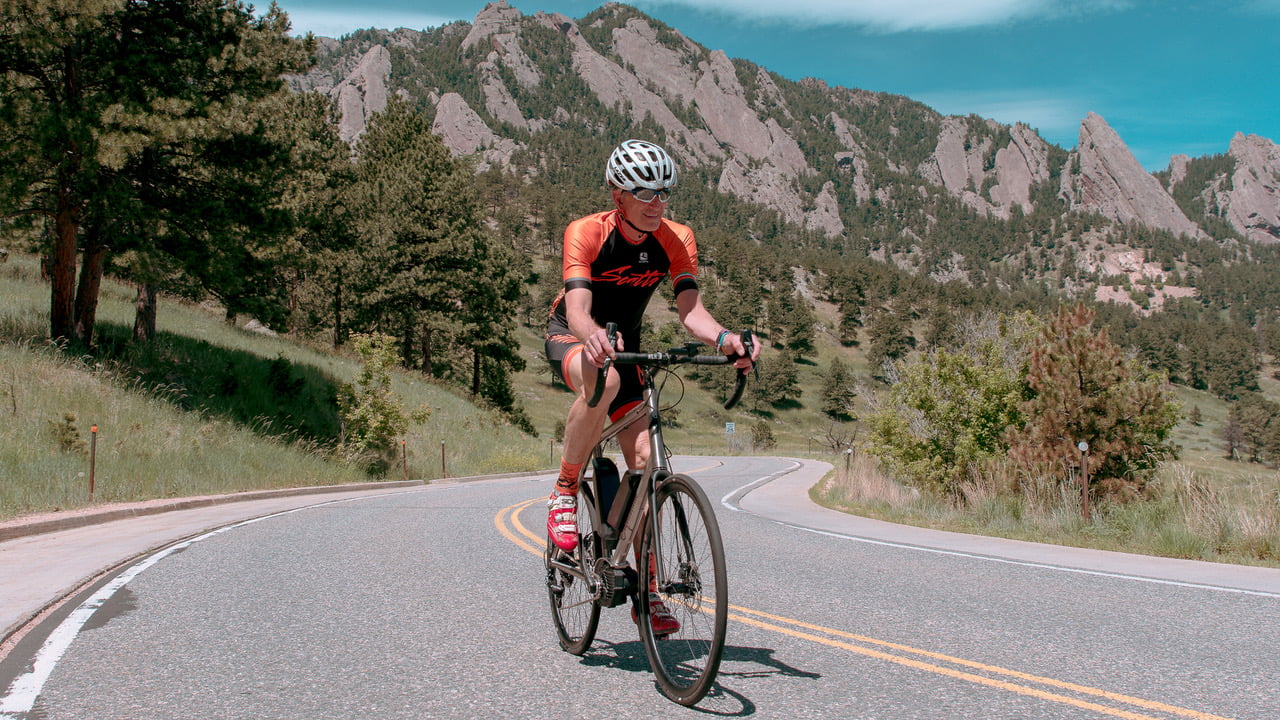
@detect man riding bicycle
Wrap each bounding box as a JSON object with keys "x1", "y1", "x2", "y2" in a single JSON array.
[{"x1": 544, "y1": 139, "x2": 759, "y2": 635}]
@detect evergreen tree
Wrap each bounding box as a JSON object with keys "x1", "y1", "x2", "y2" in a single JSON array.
[
  {"x1": 751, "y1": 350, "x2": 801, "y2": 411},
  {"x1": 345, "y1": 98, "x2": 528, "y2": 418},
  {"x1": 865, "y1": 309, "x2": 914, "y2": 380},
  {"x1": 264, "y1": 91, "x2": 357, "y2": 342},
  {"x1": 0, "y1": 0, "x2": 312, "y2": 343},
  {"x1": 837, "y1": 302, "x2": 862, "y2": 346},
  {"x1": 820, "y1": 357, "x2": 856, "y2": 421},
  {"x1": 1225, "y1": 394, "x2": 1278, "y2": 464},
  {"x1": 1008, "y1": 304, "x2": 1179, "y2": 500}
]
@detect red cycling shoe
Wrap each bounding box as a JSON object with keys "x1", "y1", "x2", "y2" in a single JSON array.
[
  {"x1": 633, "y1": 593, "x2": 681, "y2": 636},
  {"x1": 546, "y1": 492, "x2": 578, "y2": 553}
]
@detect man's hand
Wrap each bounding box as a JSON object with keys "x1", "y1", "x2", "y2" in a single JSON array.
[
  {"x1": 583, "y1": 326, "x2": 621, "y2": 368},
  {"x1": 720, "y1": 331, "x2": 759, "y2": 370}
]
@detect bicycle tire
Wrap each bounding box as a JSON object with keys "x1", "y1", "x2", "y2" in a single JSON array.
[
  {"x1": 546, "y1": 484, "x2": 602, "y2": 655},
  {"x1": 637, "y1": 474, "x2": 728, "y2": 706}
]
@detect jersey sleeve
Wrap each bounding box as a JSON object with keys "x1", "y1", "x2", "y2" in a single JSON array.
[
  {"x1": 658, "y1": 221, "x2": 699, "y2": 295},
  {"x1": 561, "y1": 213, "x2": 607, "y2": 292}
]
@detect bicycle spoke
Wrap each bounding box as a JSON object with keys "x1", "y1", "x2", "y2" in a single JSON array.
[{"x1": 639, "y1": 475, "x2": 727, "y2": 706}]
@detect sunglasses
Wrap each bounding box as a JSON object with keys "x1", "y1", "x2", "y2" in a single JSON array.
[{"x1": 625, "y1": 187, "x2": 673, "y2": 203}]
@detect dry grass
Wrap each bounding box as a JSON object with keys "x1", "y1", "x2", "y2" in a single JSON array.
[
  {"x1": 813, "y1": 452, "x2": 1280, "y2": 568},
  {"x1": 0, "y1": 251, "x2": 548, "y2": 522}
]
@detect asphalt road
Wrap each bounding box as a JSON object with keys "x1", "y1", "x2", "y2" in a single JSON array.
[{"x1": 2, "y1": 457, "x2": 1278, "y2": 719}]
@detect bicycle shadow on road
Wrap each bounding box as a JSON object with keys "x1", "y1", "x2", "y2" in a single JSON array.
[{"x1": 578, "y1": 640, "x2": 821, "y2": 716}]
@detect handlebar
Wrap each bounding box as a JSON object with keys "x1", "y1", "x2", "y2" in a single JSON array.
[{"x1": 586, "y1": 323, "x2": 755, "y2": 411}]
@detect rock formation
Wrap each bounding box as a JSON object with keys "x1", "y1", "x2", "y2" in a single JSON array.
[
  {"x1": 1220, "y1": 133, "x2": 1280, "y2": 244},
  {"x1": 295, "y1": 2, "x2": 1280, "y2": 256},
  {"x1": 329, "y1": 45, "x2": 391, "y2": 144},
  {"x1": 1062, "y1": 113, "x2": 1204, "y2": 239}
]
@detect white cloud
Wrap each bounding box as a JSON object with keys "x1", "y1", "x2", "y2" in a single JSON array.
[
  {"x1": 643, "y1": 0, "x2": 1128, "y2": 31},
  {"x1": 914, "y1": 90, "x2": 1086, "y2": 145},
  {"x1": 277, "y1": 7, "x2": 455, "y2": 37}
]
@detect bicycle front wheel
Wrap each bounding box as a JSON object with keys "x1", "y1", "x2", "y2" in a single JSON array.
[
  {"x1": 638, "y1": 474, "x2": 728, "y2": 706},
  {"x1": 546, "y1": 484, "x2": 602, "y2": 655}
]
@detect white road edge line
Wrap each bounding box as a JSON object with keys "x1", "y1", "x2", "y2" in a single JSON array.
[
  {"x1": 720, "y1": 460, "x2": 1280, "y2": 600},
  {"x1": 0, "y1": 490, "x2": 417, "y2": 718}
]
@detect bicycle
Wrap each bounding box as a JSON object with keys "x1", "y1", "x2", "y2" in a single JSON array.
[{"x1": 544, "y1": 323, "x2": 754, "y2": 706}]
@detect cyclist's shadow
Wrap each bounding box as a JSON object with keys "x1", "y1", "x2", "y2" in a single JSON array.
[{"x1": 580, "y1": 640, "x2": 821, "y2": 716}]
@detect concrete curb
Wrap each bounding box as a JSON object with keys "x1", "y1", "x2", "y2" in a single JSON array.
[{"x1": 0, "y1": 470, "x2": 553, "y2": 543}]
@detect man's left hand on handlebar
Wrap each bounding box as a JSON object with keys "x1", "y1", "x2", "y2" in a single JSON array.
[{"x1": 717, "y1": 331, "x2": 759, "y2": 370}]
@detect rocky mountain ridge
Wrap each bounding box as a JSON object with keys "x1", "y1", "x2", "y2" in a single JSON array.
[{"x1": 287, "y1": 2, "x2": 1280, "y2": 301}]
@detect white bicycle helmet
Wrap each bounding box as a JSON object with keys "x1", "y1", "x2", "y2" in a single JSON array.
[{"x1": 605, "y1": 139, "x2": 677, "y2": 191}]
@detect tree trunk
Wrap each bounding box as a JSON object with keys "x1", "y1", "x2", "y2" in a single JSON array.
[
  {"x1": 50, "y1": 199, "x2": 79, "y2": 342},
  {"x1": 421, "y1": 327, "x2": 433, "y2": 377},
  {"x1": 402, "y1": 323, "x2": 415, "y2": 369},
  {"x1": 132, "y1": 283, "x2": 158, "y2": 341},
  {"x1": 73, "y1": 234, "x2": 107, "y2": 346},
  {"x1": 332, "y1": 277, "x2": 343, "y2": 348},
  {"x1": 472, "y1": 348, "x2": 481, "y2": 397}
]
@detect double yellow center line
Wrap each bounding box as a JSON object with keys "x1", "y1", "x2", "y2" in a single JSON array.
[{"x1": 495, "y1": 497, "x2": 1232, "y2": 720}]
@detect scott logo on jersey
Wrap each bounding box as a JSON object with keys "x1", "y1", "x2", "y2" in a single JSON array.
[{"x1": 596, "y1": 265, "x2": 666, "y2": 288}]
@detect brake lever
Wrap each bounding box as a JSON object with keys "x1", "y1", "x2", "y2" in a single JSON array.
[{"x1": 586, "y1": 322, "x2": 619, "y2": 408}]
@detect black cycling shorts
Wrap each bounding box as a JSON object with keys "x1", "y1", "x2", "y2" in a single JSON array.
[{"x1": 545, "y1": 329, "x2": 643, "y2": 422}]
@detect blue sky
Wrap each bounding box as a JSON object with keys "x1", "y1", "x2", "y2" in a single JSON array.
[{"x1": 270, "y1": 0, "x2": 1280, "y2": 170}]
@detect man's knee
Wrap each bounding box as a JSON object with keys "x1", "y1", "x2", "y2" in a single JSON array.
[{"x1": 576, "y1": 366, "x2": 621, "y2": 403}]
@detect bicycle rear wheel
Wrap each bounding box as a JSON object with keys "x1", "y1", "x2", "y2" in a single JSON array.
[
  {"x1": 638, "y1": 474, "x2": 728, "y2": 706},
  {"x1": 545, "y1": 484, "x2": 602, "y2": 655}
]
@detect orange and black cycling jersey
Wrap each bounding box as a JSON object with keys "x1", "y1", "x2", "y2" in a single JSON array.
[{"x1": 547, "y1": 209, "x2": 698, "y2": 337}]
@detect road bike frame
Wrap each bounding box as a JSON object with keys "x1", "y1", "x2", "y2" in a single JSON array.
[{"x1": 591, "y1": 367, "x2": 671, "y2": 567}]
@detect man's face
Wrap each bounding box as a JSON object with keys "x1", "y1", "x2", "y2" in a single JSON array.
[{"x1": 613, "y1": 187, "x2": 669, "y2": 234}]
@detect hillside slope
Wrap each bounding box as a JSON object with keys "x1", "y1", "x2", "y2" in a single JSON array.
[{"x1": 287, "y1": 1, "x2": 1280, "y2": 313}]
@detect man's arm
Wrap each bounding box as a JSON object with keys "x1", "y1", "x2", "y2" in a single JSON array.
[
  {"x1": 675, "y1": 288, "x2": 759, "y2": 366},
  {"x1": 564, "y1": 287, "x2": 617, "y2": 367}
]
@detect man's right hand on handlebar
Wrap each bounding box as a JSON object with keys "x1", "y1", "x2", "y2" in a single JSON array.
[{"x1": 583, "y1": 325, "x2": 621, "y2": 368}]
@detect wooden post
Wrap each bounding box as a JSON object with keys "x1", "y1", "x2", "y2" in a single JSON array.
[{"x1": 89, "y1": 425, "x2": 98, "y2": 500}]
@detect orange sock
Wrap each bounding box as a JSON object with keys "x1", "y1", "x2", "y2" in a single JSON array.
[{"x1": 554, "y1": 459, "x2": 582, "y2": 496}]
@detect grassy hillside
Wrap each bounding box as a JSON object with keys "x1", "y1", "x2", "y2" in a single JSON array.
[{"x1": 0, "y1": 251, "x2": 546, "y2": 521}]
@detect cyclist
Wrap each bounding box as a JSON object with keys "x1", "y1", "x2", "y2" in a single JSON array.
[{"x1": 544, "y1": 139, "x2": 758, "y2": 634}]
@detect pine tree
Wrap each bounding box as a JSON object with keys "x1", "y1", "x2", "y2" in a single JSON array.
[
  {"x1": 820, "y1": 357, "x2": 856, "y2": 420},
  {"x1": 751, "y1": 350, "x2": 801, "y2": 411},
  {"x1": 344, "y1": 98, "x2": 528, "y2": 418},
  {"x1": 1008, "y1": 304, "x2": 1179, "y2": 500},
  {"x1": 866, "y1": 309, "x2": 914, "y2": 380},
  {"x1": 0, "y1": 0, "x2": 313, "y2": 343}
]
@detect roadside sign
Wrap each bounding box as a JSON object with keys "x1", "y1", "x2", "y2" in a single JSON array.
[{"x1": 725, "y1": 422, "x2": 735, "y2": 434}]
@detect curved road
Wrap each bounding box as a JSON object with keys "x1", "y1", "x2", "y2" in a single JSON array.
[{"x1": 2, "y1": 457, "x2": 1278, "y2": 719}]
